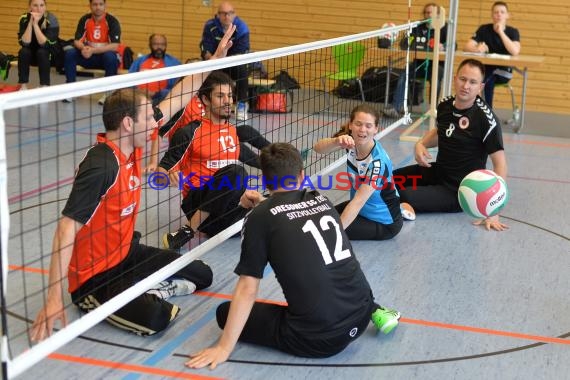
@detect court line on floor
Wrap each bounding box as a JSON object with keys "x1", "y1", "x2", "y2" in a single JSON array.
[
  {"x1": 508, "y1": 175, "x2": 570, "y2": 185},
  {"x1": 8, "y1": 176, "x2": 75, "y2": 204},
  {"x1": 8, "y1": 264, "x2": 48, "y2": 275},
  {"x1": 7, "y1": 306, "x2": 567, "y2": 371},
  {"x1": 191, "y1": 290, "x2": 570, "y2": 346},
  {"x1": 8, "y1": 221, "x2": 568, "y2": 350},
  {"x1": 402, "y1": 317, "x2": 570, "y2": 345},
  {"x1": 47, "y1": 352, "x2": 222, "y2": 379},
  {"x1": 7, "y1": 275, "x2": 569, "y2": 373},
  {"x1": 7, "y1": 121, "x2": 99, "y2": 149},
  {"x1": 5, "y1": 123, "x2": 93, "y2": 135},
  {"x1": 122, "y1": 309, "x2": 218, "y2": 380}
]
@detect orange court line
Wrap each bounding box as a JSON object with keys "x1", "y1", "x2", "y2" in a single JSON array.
[
  {"x1": 503, "y1": 136, "x2": 570, "y2": 148},
  {"x1": 14, "y1": 267, "x2": 568, "y2": 346},
  {"x1": 196, "y1": 290, "x2": 570, "y2": 346},
  {"x1": 401, "y1": 317, "x2": 570, "y2": 345},
  {"x1": 8, "y1": 264, "x2": 48, "y2": 275},
  {"x1": 48, "y1": 353, "x2": 223, "y2": 380},
  {"x1": 195, "y1": 290, "x2": 287, "y2": 306}
]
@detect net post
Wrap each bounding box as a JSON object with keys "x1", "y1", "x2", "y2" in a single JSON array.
[{"x1": 0, "y1": 100, "x2": 12, "y2": 379}]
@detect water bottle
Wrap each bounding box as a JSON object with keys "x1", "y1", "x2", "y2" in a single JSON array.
[{"x1": 513, "y1": 106, "x2": 520, "y2": 124}]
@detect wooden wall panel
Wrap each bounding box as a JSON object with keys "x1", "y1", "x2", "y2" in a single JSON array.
[{"x1": 0, "y1": 0, "x2": 567, "y2": 115}]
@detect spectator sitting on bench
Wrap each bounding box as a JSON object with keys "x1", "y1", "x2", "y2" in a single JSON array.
[
  {"x1": 63, "y1": 0, "x2": 121, "y2": 104},
  {"x1": 129, "y1": 34, "x2": 181, "y2": 106},
  {"x1": 383, "y1": 3, "x2": 448, "y2": 118},
  {"x1": 200, "y1": 1, "x2": 250, "y2": 121},
  {"x1": 17, "y1": 0, "x2": 59, "y2": 90}
]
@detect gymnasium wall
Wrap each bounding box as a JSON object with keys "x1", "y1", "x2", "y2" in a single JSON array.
[{"x1": 0, "y1": 0, "x2": 568, "y2": 116}]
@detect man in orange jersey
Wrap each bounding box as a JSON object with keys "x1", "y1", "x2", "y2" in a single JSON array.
[
  {"x1": 158, "y1": 71, "x2": 258, "y2": 250},
  {"x1": 63, "y1": 0, "x2": 121, "y2": 103},
  {"x1": 30, "y1": 89, "x2": 213, "y2": 340},
  {"x1": 30, "y1": 25, "x2": 237, "y2": 342},
  {"x1": 129, "y1": 34, "x2": 181, "y2": 105}
]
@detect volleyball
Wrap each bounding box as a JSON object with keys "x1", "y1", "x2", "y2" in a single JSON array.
[
  {"x1": 457, "y1": 169, "x2": 509, "y2": 218},
  {"x1": 381, "y1": 22, "x2": 397, "y2": 43}
]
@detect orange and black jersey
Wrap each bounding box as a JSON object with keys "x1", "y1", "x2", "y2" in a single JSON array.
[
  {"x1": 158, "y1": 96, "x2": 205, "y2": 140},
  {"x1": 74, "y1": 12, "x2": 121, "y2": 46},
  {"x1": 159, "y1": 119, "x2": 242, "y2": 195},
  {"x1": 62, "y1": 134, "x2": 141, "y2": 293}
]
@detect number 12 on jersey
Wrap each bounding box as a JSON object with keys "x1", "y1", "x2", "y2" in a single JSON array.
[{"x1": 302, "y1": 215, "x2": 351, "y2": 265}]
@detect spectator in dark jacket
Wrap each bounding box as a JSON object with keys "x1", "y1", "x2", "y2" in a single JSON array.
[
  {"x1": 200, "y1": 1, "x2": 250, "y2": 121},
  {"x1": 17, "y1": 0, "x2": 59, "y2": 89}
]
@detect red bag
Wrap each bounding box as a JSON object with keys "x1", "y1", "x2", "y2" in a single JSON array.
[
  {"x1": 0, "y1": 84, "x2": 21, "y2": 93},
  {"x1": 256, "y1": 92, "x2": 289, "y2": 113}
]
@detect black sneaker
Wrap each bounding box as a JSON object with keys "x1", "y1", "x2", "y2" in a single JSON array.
[{"x1": 163, "y1": 225, "x2": 194, "y2": 249}]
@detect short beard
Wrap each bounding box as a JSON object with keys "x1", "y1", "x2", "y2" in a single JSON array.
[{"x1": 151, "y1": 49, "x2": 164, "y2": 59}]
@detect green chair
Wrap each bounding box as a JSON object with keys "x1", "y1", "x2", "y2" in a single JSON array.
[{"x1": 322, "y1": 42, "x2": 367, "y2": 103}]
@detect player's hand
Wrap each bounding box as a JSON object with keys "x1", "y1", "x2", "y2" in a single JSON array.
[
  {"x1": 186, "y1": 346, "x2": 230, "y2": 370},
  {"x1": 30, "y1": 12, "x2": 42, "y2": 24},
  {"x1": 212, "y1": 24, "x2": 236, "y2": 59},
  {"x1": 239, "y1": 190, "x2": 263, "y2": 208},
  {"x1": 155, "y1": 167, "x2": 179, "y2": 187},
  {"x1": 414, "y1": 141, "x2": 432, "y2": 167},
  {"x1": 30, "y1": 300, "x2": 67, "y2": 342},
  {"x1": 477, "y1": 42, "x2": 489, "y2": 53},
  {"x1": 472, "y1": 214, "x2": 509, "y2": 231},
  {"x1": 493, "y1": 22, "x2": 506, "y2": 34},
  {"x1": 336, "y1": 135, "x2": 355, "y2": 150},
  {"x1": 144, "y1": 161, "x2": 158, "y2": 174},
  {"x1": 168, "y1": 170, "x2": 180, "y2": 188},
  {"x1": 81, "y1": 46, "x2": 93, "y2": 59}
]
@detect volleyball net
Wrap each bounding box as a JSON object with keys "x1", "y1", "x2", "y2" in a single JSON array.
[{"x1": 0, "y1": 20, "x2": 433, "y2": 378}]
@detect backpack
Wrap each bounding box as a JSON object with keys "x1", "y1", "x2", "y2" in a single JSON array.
[
  {"x1": 272, "y1": 70, "x2": 300, "y2": 90},
  {"x1": 360, "y1": 66, "x2": 399, "y2": 103},
  {"x1": 50, "y1": 38, "x2": 73, "y2": 74},
  {"x1": 332, "y1": 79, "x2": 362, "y2": 99},
  {"x1": 361, "y1": 66, "x2": 424, "y2": 105},
  {"x1": 0, "y1": 52, "x2": 16, "y2": 81},
  {"x1": 117, "y1": 44, "x2": 134, "y2": 70}
]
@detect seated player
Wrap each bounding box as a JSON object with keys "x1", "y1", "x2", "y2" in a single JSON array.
[
  {"x1": 156, "y1": 94, "x2": 269, "y2": 169},
  {"x1": 186, "y1": 143, "x2": 401, "y2": 369},
  {"x1": 31, "y1": 21, "x2": 237, "y2": 342},
  {"x1": 30, "y1": 89, "x2": 213, "y2": 341},
  {"x1": 158, "y1": 71, "x2": 256, "y2": 250},
  {"x1": 393, "y1": 59, "x2": 508, "y2": 231},
  {"x1": 314, "y1": 104, "x2": 415, "y2": 241}
]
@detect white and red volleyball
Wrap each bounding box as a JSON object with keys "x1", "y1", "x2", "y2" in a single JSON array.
[
  {"x1": 458, "y1": 169, "x2": 509, "y2": 218},
  {"x1": 381, "y1": 22, "x2": 397, "y2": 43}
]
